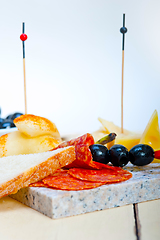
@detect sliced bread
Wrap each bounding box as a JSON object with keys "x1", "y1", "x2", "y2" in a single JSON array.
[{"x1": 0, "y1": 146, "x2": 75, "y2": 198}]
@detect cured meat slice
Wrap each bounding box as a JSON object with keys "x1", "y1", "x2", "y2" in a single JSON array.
[
  {"x1": 90, "y1": 161, "x2": 131, "y2": 173},
  {"x1": 29, "y1": 181, "x2": 49, "y2": 187},
  {"x1": 57, "y1": 133, "x2": 94, "y2": 148},
  {"x1": 55, "y1": 134, "x2": 117, "y2": 169},
  {"x1": 42, "y1": 169, "x2": 104, "y2": 190},
  {"x1": 29, "y1": 169, "x2": 66, "y2": 187},
  {"x1": 65, "y1": 145, "x2": 122, "y2": 170},
  {"x1": 87, "y1": 161, "x2": 118, "y2": 170},
  {"x1": 53, "y1": 133, "x2": 96, "y2": 169},
  {"x1": 66, "y1": 144, "x2": 93, "y2": 168},
  {"x1": 68, "y1": 168, "x2": 132, "y2": 183}
]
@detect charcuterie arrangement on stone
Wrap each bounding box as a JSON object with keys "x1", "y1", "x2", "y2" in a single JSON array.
[{"x1": 0, "y1": 109, "x2": 159, "y2": 197}]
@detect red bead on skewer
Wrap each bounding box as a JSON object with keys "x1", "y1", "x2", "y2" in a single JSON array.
[
  {"x1": 154, "y1": 150, "x2": 160, "y2": 159},
  {"x1": 20, "y1": 33, "x2": 28, "y2": 41}
]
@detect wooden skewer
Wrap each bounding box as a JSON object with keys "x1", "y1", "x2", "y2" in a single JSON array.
[
  {"x1": 120, "y1": 14, "x2": 127, "y2": 134},
  {"x1": 23, "y1": 58, "x2": 27, "y2": 114},
  {"x1": 121, "y1": 50, "x2": 124, "y2": 133},
  {"x1": 20, "y1": 22, "x2": 28, "y2": 114}
]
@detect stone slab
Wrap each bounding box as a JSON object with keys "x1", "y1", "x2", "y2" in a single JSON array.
[{"x1": 11, "y1": 163, "x2": 160, "y2": 219}]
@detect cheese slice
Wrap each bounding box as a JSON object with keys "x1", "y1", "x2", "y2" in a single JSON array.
[
  {"x1": 98, "y1": 118, "x2": 140, "y2": 149},
  {"x1": 140, "y1": 110, "x2": 160, "y2": 150},
  {"x1": 115, "y1": 133, "x2": 141, "y2": 150},
  {"x1": 139, "y1": 110, "x2": 160, "y2": 163},
  {"x1": 98, "y1": 118, "x2": 131, "y2": 135}
]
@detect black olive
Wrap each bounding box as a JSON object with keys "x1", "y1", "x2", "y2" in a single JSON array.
[
  {"x1": 6, "y1": 112, "x2": 23, "y2": 121},
  {"x1": 6, "y1": 114, "x2": 13, "y2": 120},
  {"x1": 129, "y1": 144, "x2": 154, "y2": 166},
  {"x1": 89, "y1": 144, "x2": 110, "y2": 164},
  {"x1": 0, "y1": 120, "x2": 16, "y2": 129},
  {"x1": 109, "y1": 144, "x2": 129, "y2": 167},
  {"x1": 0, "y1": 118, "x2": 4, "y2": 129},
  {"x1": 0, "y1": 118, "x2": 4, "y2": 124}
]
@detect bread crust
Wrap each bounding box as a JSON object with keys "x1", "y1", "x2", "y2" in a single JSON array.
[{"x1": 0, "y1": 146, "x2": 75, "y2": 198}]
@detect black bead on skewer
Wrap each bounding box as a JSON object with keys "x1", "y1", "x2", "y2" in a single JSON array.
[
  {"x1": 120, "y1": 13, "x2": 128, "y2": 134},
  {"x1": 120, "y1": 14, "x2": 127, "y2": 50},
  {"x1": 22, "y1": 22, "x2": 25, "y2": 59},
  {"x1": 20, "y1": 22, "x2": 28, "y2": 58}
]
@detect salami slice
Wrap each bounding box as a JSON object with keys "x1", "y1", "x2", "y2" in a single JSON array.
[
  {"x1": 65, "y1": 145, "x2": 120, "y2": 170},
  {"x1": 42, "y1": 169, "x2": 104, "y2": 190},
  {"x1": 87, "y1": 161, "x2": 118, "y2": 170},
  {"x1": 29, "y1": 169, "x2": 67, "y2": 187},
  {"x1": 57, "y1": 133, "x2": 94, "y2": 148},
  {"x1": 90, "y1": 161, "x2": 131, "y2": 173},
  {"x1": 29, "y1": 181, "x2": 49, "y2": 187},
  {"x1": 66, "y1": 144, "x2": 93, "y2": 168},
  {"x1": 68, "y1": 168, "x2": 132, "y2": 183},
  {"x1": 52, "y1": 133, "x2": 96, "y2": 169}
]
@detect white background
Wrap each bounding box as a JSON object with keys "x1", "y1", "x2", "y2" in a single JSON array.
[{"x1": 0, "y1": 0, "x2": 159, "y2": 136}]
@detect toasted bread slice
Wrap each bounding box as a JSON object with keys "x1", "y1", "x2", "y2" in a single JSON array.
[{"x1": 0, "y1": 146, "x2": 75, "y2": 198}]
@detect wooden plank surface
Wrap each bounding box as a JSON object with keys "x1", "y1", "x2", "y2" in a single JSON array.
[{"x1": 0, "y1": 197, "x2": 135, "y2": 240}]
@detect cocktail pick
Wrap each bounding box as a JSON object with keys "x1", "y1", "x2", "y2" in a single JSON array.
[
  {"x1": 120, "y1": 14, "x2": 127, "y2": 133},
  {"x1": 20, "y1": 22, "x2": 28, "y2": 114},
  {"x1": 95, "y1": 133, "x2": 117, "y2": 145}
]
